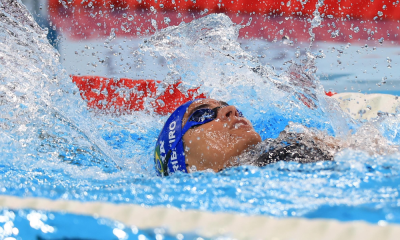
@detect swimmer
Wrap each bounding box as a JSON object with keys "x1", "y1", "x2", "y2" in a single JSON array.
[{"x1": 154, "y1": 98, "x2": 342, "y2": 176}]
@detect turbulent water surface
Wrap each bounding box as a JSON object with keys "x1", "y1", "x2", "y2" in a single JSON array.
[{"x1": 1, "y1": 1, "x2": 400, "y2": 238}]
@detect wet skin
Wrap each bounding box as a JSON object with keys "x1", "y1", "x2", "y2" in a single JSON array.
[{"x1": 182, "y1": 99, "x2": 262, "y2": 172}]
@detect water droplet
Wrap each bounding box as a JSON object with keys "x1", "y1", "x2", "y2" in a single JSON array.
[
  {"x1": 282, "y1": 35, "x2": 290, "y2": 44},
  {"x1": 164, "y1": 17, "x2": 171, "y2": 25},
  {"x1": 113, "y1": 228, "x2": 127, "y2": 239},
  {"x1": 353, "y1": 27, "x2": 360, "y2": 33},
  {"x1": 106, "y1": 28, "x2": 116, "y2": 43},
  {"x1": 128, "y1": 15, "x2": 134, "y2": 21},
  {"x1": 138, "y1": 234, "x2": 146, "y2": 240},
  {"x1": 382, "y1": 5, "x2": 387, "y2": 9},
  {"x1": 377, "y1": 11, "x2": 383, "y2": 17},
  {"x1": 311, "y1": 15, "x2": 322, "y2": 28},
  {"x1": 151, "y1": 19, "x2": 158, "y2": 29},
  {"x1": 331, "y1": 30, "x2": 339, "y2": 38},
  {"x1": 159, "y1": 4, "x2": 164, "y2": 8},
  {"x1": 122, "y1": 13, "x2": 127, "y2": 18},
  {"x1": 378, "y1": 37, "x2": 384, "y2": 45},
  {"x1": 176, "y1": 233, "x2": 184, "y2": 240},
  {"x1": 378, "y1": 220, "x2": 388, "y2": 226},
  {"x1": 295, "y1": 48, "x2": 300, "y2": 58},
  {"x1": 97, "y1": 23, "x2": 101, "y2": 27}
]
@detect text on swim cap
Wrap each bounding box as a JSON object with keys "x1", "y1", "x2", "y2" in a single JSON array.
[
  {"x1": 169, "y1": 121, "x2": 176, "y2": 144},
  {"x1": 168, "y1": 121, "x2": 179, "y2": 171}
]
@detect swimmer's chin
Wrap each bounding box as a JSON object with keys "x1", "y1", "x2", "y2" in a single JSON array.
[{"x1": 227, "y1": 141, "x2": 264, "y2": 167}]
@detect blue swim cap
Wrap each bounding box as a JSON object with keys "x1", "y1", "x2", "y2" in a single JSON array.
[{"x1": 154, "y1": 99, "x2": 199, "y2": 177}]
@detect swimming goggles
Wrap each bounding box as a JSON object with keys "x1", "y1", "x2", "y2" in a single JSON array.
[{"x1": 180, "y1": 105, "x2": 244, "y2": 139}]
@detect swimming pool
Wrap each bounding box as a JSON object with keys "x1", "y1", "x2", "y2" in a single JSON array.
[{"x1": 1, "y1": 0, "x2": 400, "y2": 239}]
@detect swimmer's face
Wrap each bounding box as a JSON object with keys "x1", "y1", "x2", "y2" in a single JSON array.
[{"x1": 182, "y1": 99, "x2": 262, "y2": 172}]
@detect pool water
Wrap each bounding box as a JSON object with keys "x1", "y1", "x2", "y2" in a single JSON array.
[
  {"x1": 0, "y1": 208, "x2": 217, "y2": 240},
  {"x1": 1, "y1": 0, "x2": 400, "y2": 238}
]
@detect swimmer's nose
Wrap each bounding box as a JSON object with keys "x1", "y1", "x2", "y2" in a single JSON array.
[{"x1": 217, "y1": 105, "x2": 241, "y2": 120}]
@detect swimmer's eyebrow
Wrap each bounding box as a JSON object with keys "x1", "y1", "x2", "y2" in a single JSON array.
[{"x1": 219, "y1": 101, "x2": 229, "y2": 107}]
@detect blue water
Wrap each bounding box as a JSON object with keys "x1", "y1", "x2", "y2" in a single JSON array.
[
  {"x1": 0, "y1": 208, "x2": 217, "y2": 240},
  {"x1": 1, "y1": 1, "x2": 400, "y2": 239}
]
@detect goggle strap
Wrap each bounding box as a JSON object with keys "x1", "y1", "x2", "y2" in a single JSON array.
[
  {"x1": 162, "y1": 150, "x2": 170, "y2": 177},
  {"x1": 181, "y1": 121, "x2": 198, "y2": 135}
]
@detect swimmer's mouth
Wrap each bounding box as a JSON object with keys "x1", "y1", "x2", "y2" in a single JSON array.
[{"x1": 231, "y1": 119, "x2": 251, "y2": 129}]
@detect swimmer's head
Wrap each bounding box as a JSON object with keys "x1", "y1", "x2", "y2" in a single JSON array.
[
  {"x1": 154, "y1": 99, "x2": 196, "y2": 177},
  {"x1": 154, "y1": 99, "x2": 262, "y2": 176}
]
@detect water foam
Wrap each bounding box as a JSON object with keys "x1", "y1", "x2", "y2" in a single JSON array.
[{"x1": 0, "y1": 0, "x2": 120, "y2": 173}]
